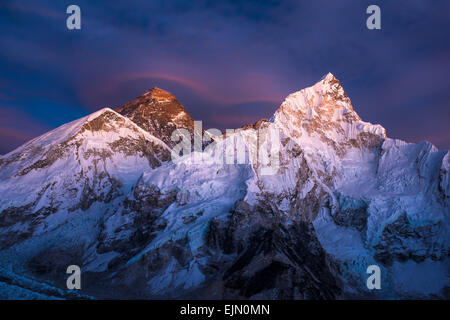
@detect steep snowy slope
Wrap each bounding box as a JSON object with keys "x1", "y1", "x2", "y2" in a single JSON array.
[
  {"x1": 0, "y1": 74, "x2": 448, "y2": 299},
  {"x1": 0, "y1": 108, "x2": 170, "y2": 250}
]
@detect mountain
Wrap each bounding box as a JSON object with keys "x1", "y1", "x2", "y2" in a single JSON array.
[
  {"x1": 114, "y1": 87, "x2": 195, "y2": 148},
  {"x1": 0, "y1": 74, "x2": 448, "y2": 299},
  {"x1": 0, "y1": 108, "x2": 170, "y2": 250}
]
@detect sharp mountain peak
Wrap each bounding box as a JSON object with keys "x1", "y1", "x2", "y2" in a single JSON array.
[
  {"x1": 322, "y1": 72, "x2": 338, "y2": 82},
  {"x1": 114, "y1": 87, "x2": 194, "y2": 147},
  {"x1": 142, "y1": 87, "x2": 177, "y2": 100}
]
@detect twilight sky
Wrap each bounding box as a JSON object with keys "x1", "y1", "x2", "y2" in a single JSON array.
[{"x1": 0, "y1": 0, "x2": 449, "y2": 154}]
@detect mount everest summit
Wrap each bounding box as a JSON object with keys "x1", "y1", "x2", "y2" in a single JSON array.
[{"x1": 0, "y1": 73, "x2": 448, "y2": 299}]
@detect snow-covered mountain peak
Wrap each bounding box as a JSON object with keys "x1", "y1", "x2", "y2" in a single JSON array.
[
  {"x1": 271, "y1": 74, "x2": 385, "y2": 155},
  {"x1": 0, "y1": 106, "x2": 172, "y2": 249},
  {"x1": 318, "y1": 72, "x2": 345, "y2": 93},
  {"x1": 277, "y1": 73, "x2": 355, "y2": 120},
  {"x1": 0, "y1": 107, "x2": 170, "y2": 182},
  {"x1": 323, "y1": 72, "x2": 337, "y2": 81},
  {"x1": 318, "y1": 72, "x2": 349, "y2": 99},
  {"x1": 80, "y1": 107, "x2": 141, "y2": 135}
]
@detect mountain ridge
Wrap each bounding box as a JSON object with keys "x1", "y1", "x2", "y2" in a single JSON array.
[{"x1": 0, "y1": 73, "x2": 448, "y2": 299}]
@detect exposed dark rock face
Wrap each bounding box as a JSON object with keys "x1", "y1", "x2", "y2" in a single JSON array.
[
  {"x1": 0, "y1": 183, "x2": 58, "y2": 250},
  {"x1": 240, "y1": 118, "x2": 269, "y2": 131},
  {"x1": 200, "y1": 200, "x2": 342, "y2": 299},
  {"x1": 96, "y1": 183, "x2": 177, "y2": 260},
  {"x1": 80, "y1": 110, "x2": 127, "y2": 133},
  {"x1": 27, "y1": 247, "x2": 85, "y2": 280},
  {"x1": 115, "y1": 87, "x2": 194, "y2": 148},
  {"x1": 108, "y1": 136, "x2": 171, "y2": 168},
  {"x1": 220, "y1": 223, "x2": 342, "y2": 299},
  {"x1": 331, "y1": 195, "x2": 368, "y2": 233},
  {"x1": 373, "y1": 213, "x2": 446, "y2": 266}
]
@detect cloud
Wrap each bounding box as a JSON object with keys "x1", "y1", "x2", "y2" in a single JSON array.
[{"x1": 0, "y1": 0, "x2": 449, "y2": 151}]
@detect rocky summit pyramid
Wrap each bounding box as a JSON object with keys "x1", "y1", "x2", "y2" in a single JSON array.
[
  {"x1": 0, "y1": 74, "x2": 448, "y2": 299},
  {"x1": 115, "y1": 87, "x2": 194, "y2": 148}
]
